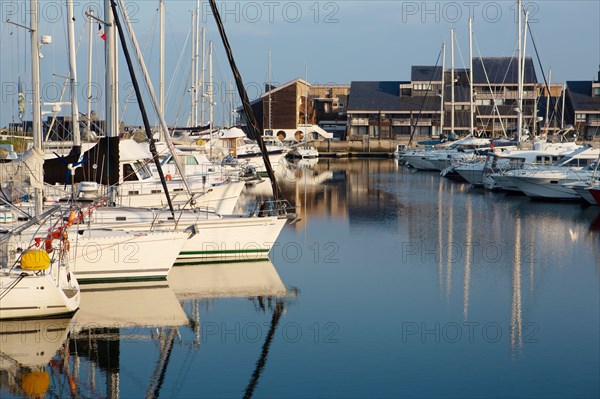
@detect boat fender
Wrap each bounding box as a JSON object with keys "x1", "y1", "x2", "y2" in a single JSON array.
[
  {"x1": 21, "y1": 249, "x2": 51, "y2": 271},
  {"x1": 165, "y1": 174, "x2": 173, "y2": 181},
  {"x1": 196, "y1": 139, "x2": 205, "y2": 146}
]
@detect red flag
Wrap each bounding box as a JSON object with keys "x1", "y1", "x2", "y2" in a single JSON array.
[{"x1": 98, "y1": 23, "x2": 106, "y2": 41}]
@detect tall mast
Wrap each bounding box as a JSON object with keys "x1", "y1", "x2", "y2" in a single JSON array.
[
  {"x1": 86, "y1": 9, "x2": 94, "y2": 135},
  {"x1": 159, "y1": 0, "x2": 165, "y2": 117},
  {"x1": 67, "y1": 0, "x2": 81, "y2": 147},
  {"x1": 521, "y1": 10, "x2": 529, "y2": 136},
  {"x1": 105, "y1": 0, "x2": 117, "y2": 139},
  {"x1": 468, "y1": 17, "x2": 474, "y2": 136},
  {"x1": 450, "y1": 28, "x2": 455, "y2": 137},
  {"x1": 304, "y1": 63, "x2": 308, "y2": 141},
  {"x1": 30, "y1": 0, "x2": 43, "y2": 216},
  {"x1": 208, "y1": 40, "x2": 214, "y2": 132},
  {"x1": 189, "y1": 9, "x2": 197, "y2": 126},
  {"x1": 200, "y1": 26, "x2": 206, "y2": 126},
  {"x1": 117, "y1": 0, "x2": 191, "y2": 194},
  {"x1": 545, "y1": 68, "x2": 551, "y2": 132},
  {"x1": 194, "y1": 0, "x2": 201, "y2": 126},
  {"x1": 229, "y1": 79, "x2": 234, "y2": 126},
  {"x1": 561, "y1": 83, "x2": 566, "y2": 130},
  {"x1": 517, "y1": 0, "x2": 523, "y2": 144},
  {"x1": 268, "y1": 48, "x2": 272, "y2": 134},
  {"x1": 438, "y1": 43, "x2": 445, "y2": 138}
]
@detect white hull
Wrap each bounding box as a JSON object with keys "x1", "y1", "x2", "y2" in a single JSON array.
[
  {"x1": 489, "y1": 173, "x2": 522, "y2": 192},
  {"x1": 455, "y1": 163, "x2": 485, "y2": 186},
  {"x1": 401, "y1": 154, "x2": 437, "y2": 171},
  {"x1": 513, "y1": 177, "x2": 582, "y2": 200},
  {"x1": 177, "y1": 215, "x2": 288, "y2": 263},
  {"x1": 0, "y1": 268, "x2": 80, "y2": 319},
  {"x1": 67, "y1": 230, "x2": 188, "y2": 282},
  {"x1": 87, "y1": 207, "x2": 288, "y2": 264}
]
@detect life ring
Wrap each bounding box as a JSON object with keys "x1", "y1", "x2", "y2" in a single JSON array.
[
  {"x1": 196, "y1": 139, "x2": 205, "y2": 146},
  {"x1": 165, "y1": 174, "x2": 173, "y2": 181}
]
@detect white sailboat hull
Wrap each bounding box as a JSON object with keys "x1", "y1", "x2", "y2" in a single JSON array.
[
  {"x1": 177, "y1": 215, "x2": 288, "y2": 264},
  {"x1": 67, "y1": 230, "x2": 189, "y2": 282},
  {"x1": 0, "y1": 269, "x2": 80, "y2": 320}
]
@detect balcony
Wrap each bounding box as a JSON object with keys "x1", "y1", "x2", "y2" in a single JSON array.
[{"x1": 350, "y1": 118, "x2": 369, "y2": 126}]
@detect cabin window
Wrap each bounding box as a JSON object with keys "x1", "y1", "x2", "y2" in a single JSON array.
[
  {"x1": 151, "y1": 190, "x2": 162, "y2": 194},
  {"x1": 186, "y1": 156, "x2": 199, "y2": 165},
  {"x1": 133, "y1": 162, "x2": 152, "y2": 180},
  {"x1": 116, "y1": 216, "x2": 127, "y2": 221},
  {"x1": 123, "y1": 164, "x2": 139, "y2": 182},
  {"x1": 128, "y1": 191, "x2": 139, "y2": 195}
]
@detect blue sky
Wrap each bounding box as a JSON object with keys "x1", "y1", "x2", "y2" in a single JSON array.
[{"x1": 1, "y1": 1, "x2": 599, "y2": 129}]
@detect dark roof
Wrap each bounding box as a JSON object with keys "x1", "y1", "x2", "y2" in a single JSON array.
[
  {"x1": 411, "y1": 66, "x2": 442, "y2": 82},
  {"x1": 347, "y1": 81, "x2": 441, "y2": 112},
  {"x1": 472, "y1": 57, "x2": 537, "y2": 84},
  {"x1": 567, "y1": 81, "x2": 600, "y2": 112},
  {"x1": 347, "y1": 81, "x2": 404, "y2": 111}
]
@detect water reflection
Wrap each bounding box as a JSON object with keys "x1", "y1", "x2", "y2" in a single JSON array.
[
  {"x1": 0, "y1": 317, "x2": 76, "y2": 398},
  {"x1": 2, "y1": 159, "x2": 598, "y2": 398},
  {"x1": 2, "y1": 261, "x2": 293, "y2": 398}
]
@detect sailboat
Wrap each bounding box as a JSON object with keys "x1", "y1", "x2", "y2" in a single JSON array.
[{"x1": 1, "y1": 0, "x2": 81, "y2": 320}]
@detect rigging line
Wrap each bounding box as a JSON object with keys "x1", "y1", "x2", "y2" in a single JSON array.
[
  {"x1": 111, "y1": 0, "x2": 176, "y2": 216},
  {"x1": 166, "y1": 27, "x2": 192, "y2": 124},
  {"x1": 526, "y1": 21, "x2": 559, "y2": 131},
  {"x1": 474, "y1": 36, "x2": 507, "y2": 137},
  {"x1": 208, "y1": 0, "x2": 282, "y2": 201},
  {"x1": 407, "y1": 48, "x2": 442, "y2": 148},
  {"x1": 119, "y1": 10, "x2": 159, "y2": 126}
]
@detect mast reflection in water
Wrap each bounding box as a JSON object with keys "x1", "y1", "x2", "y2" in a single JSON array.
[{"x1": 2, "y1": 159, "x2": 599, "y2": 398}]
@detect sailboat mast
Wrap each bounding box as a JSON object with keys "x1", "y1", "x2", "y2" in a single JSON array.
[
  {"x1": 304, "y1": 64, "x2": 308, "y2": 134},
  {"x1": 521, "y1": 10, "x2": 529, "y2": 135},
  {"x1": 30, "y1": 0, "x2": 43, "y2": 216},
  {"x1": 209, "y1": 40, "x2": 214, "y2": 133},
  {"x1": 190, "y1": 9, "x2": 197, "y2": 126},
  {"x1": 440, "y1": 42, "x2": 445, "y2": 137},
  {"x1": 450, "y1": 28, "x2": 455, "y2": 136},
  {"x1": 159, "y1": 0, "x2": 165, "y2": 117},
  {"x1": 229, "y1": 79, "x2": 234, "y2": 126},
  {"x1": 517, "y1": 0, "x2": 523, "y2": 143},
  {"x1": 469, "y1": 17, "x2": 474, "y2": 136},
  {"x1": 67, "y1": 0, "x2": 81, "y2": 147},
  {"x1": 200, "y1": 26, "x2": 206, "y2": 126},
  {"x1": 86, "y1": 9, "x2": 94, "y2": 135},
  {"x1": 116, "y1": 0, "x2": 192, "y2": 194},
  {"x1": 545, "y1": 68, "x2": 551, "y2": 132},
  {"x1": 268, "y1": 48, "x2": 272, "y2": 134}
]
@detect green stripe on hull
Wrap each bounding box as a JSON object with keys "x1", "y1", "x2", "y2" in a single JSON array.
[
  {"x1": 178, "y1": 249, "x2": 270, "y2": 256},
  {"x1": 78, "y1": 275, "x2": 167, "y2": 284},
  {"x1": 174, "y1": 258, "x2": 269, "y2": 266}
]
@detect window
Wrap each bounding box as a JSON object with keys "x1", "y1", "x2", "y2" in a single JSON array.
[
  {"x1": 576, "y1": 113, "x2": 587, "y2": 123},
  {"x1": 414, "y1": 83, "x2": 432, "y2": 91},
  {"x1": 593, "y1": 87, "x2": 600, "y2": 96},
  {"x1": 186, "y1": 156, "x2": 199, "y2": 165}
]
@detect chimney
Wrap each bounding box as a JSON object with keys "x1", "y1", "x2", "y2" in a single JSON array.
[{"x1": 597, "y1": 65, "x2": 600, "y2": 82}]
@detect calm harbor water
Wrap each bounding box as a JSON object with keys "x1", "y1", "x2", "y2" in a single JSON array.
[{"x1": 1, "y1": 159, "x2": 599, "y2": 398}]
